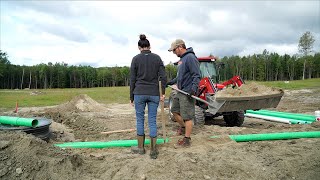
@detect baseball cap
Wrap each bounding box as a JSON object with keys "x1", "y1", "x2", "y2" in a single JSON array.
[{"x1": 168, "y1": 39, "x2": 185, "y2": 52}]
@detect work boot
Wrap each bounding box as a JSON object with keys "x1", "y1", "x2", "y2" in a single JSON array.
[
  {"x1": 131, "y1": 135, "x2": 145, "y2": 155},
  {"x1": 149, "y1": 137, "x2": 159, "y2": 159},
  {"x1": 174, "y1": 137, "x2": 191, "y2": 148},
  {"x1": 176, "y1": 126, "x2": 185, "y2": 136}
]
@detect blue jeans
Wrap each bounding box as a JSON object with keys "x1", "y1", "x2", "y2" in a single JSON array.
[{"x1": 134, "y1": 95, "x2": 160, "y2": 138}]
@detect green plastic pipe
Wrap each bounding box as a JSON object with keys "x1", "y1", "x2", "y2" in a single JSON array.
[
  {"x1": 288, "y1": 119, "x2": 313, "y2": 124},
  {"x1": 258, "y1": 109, "x2": 315, "y2": 119},
  {"x1": 246, "y1": 110, "x2": 315, "y2": 122},
  {"x1": 0, "y1": 116, "x2": 38, "y2": 127},
  {"x1": 210, "y1": 131, "x2": 320, "y2": 142},
  {"x1": 245, "y1": 113, "x2": 312, "y2": 124},
  {"x1": 54, "y1": 138, "x2": 169, "y2": 149}
]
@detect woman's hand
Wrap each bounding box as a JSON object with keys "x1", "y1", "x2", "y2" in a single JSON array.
[{"x1": 160, "y1": 95, "x2": 165, "y2": 102}]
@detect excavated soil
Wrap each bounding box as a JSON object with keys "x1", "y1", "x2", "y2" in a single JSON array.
[
  {"x1": 1, "y1": 88, "x2": 320, "y2": 180},
  {"x1": 216, "y1": 82, "x2": 282, "y2": 97}
]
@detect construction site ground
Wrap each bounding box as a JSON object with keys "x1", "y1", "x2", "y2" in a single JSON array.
[{"x1": 0, "y1": 88, "x2": 320, "y2": 180}]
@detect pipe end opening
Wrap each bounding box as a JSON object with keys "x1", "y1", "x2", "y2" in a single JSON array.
[{"x1": 32, "y1": 120, "x2": 39, "y2": 127}]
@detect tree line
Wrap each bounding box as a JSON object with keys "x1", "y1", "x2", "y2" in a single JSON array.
[
  {"x1": 0, "y1": 50, "x2": 319, "y2": 90},
  {"x1": 217, "y1": 50, "x2": 320, "y2": 82},
  {"x1": 0, "y1": 32, "x2": 318, "y2": 89}
]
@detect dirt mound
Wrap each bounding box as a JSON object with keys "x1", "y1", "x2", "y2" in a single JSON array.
[
  {"x1": 54, "y1": 94, "x2": 109, "y2": 113},
  {"x1": 30, "y1": 91, "x2": 45, "y2": 96},
  {"x1": 0, "y1": 131, "x2": 90, "y2": 180},
  {"x1": 14, "y1": 94, "x2": 113, "y2": 141},
  {"x1": 216, "y1": 82, "x2": 282, "y2": 97}
]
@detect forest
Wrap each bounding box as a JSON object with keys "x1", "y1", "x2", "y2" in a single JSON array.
[
  {"x1": 0, "y1": 32, "x2": 319, "y2": 89},
  {"x1": 0, "y1": 50, "x2": 319, "y2": 90}
]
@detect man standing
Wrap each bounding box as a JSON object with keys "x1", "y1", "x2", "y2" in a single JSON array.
[{"x1": 168, "y1": 39, "x2": 200, "y2": 147}]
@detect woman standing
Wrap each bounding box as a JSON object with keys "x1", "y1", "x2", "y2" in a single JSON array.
[{"x1": 130, "y1": 34, "x2": 167, "y2": 159}]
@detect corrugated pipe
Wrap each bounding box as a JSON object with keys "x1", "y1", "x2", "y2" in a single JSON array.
[
  {"x1": 246, "y1": 110, "x2": 315, "y2": 122},
  {"x1": 55, "y1": 138, "x2": 169, "y2": 149},
  {"x1": 210, "y1": 131, "x2": 320, "y2": 142},
  {"x1": 0, "y1": 116, "x2": 38, "y2": 127},
  {"x1": 245, "y1": 113, "x2": 312, "y2": 124}
]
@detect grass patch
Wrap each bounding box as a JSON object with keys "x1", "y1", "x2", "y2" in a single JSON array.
[
  {"x1": 0, "y1": 86, "x2": 172, "y2": 109},
  {"x1": 257, "y1": 78, "x2": 320, "y2": 90},
  {"x1": 1, "y1": 78, "x2": 319, "y2": 109}
]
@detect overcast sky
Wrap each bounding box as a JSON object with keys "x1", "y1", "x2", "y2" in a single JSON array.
[{"x1": 1, "y1": 1, "x2": 319, "y2": 67}]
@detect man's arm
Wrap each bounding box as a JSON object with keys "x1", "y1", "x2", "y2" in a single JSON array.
[
  {"x1": 166, "y1": 77, "x2": 177, "y2": 86},
  {"x1": 188, "y1": 56, "x2": 201, "y2": 95}
]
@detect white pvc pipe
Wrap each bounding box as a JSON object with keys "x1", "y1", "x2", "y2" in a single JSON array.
[{"x1": 245, "y1": 113, "x2": 291, "y2": 124}]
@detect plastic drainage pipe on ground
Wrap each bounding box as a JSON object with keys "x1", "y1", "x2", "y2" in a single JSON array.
[
  {"x1": 0, "y1": 116, "x2": 38, "y2": 127},
  {"x1": 54, "y1": 138, "x2": 169, "y2": 149},
  {"x1": 286, "y1": 119, "x2": 312, "y2": 124},
  {"x1": 246, "y1": 110, "x2": 315, "y2": 122},
  {"x1": 245, "y1": 113, "x2": 291, "y2": 124},
  {"x1": 258, "y1": 110, "x2": 315, "y2": 119},
  {"x1": 210, "y1": 131, "x2": 320, "y2": 142},
  {"x1": 245, "y1": 113, "x2": 312, "y2": 124}
]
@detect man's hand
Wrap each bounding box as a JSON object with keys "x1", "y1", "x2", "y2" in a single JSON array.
[
  {"x1": 130, "y1": 100, "x2": 134, "y2": 107},
  {"x1": 171, "y1": 84, "x2": 178, "y2": 90},
  {"x1": 188, "y1": 91, "x2": 195, "y2": 99}
]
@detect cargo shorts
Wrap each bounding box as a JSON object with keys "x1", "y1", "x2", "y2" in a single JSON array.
[{"x1": 171, "y1": 92, "x2": 195, "y2": 121}]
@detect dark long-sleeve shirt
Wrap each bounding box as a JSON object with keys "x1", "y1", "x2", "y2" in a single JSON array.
[
  {"x1": 130, "y1": 50, "x2": 167, "y2": 101},
  {"x1": 176, "y1": 48, "x2": 200, "y2": 94}
]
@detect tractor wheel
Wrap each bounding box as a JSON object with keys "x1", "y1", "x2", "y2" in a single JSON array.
[
  {"x1": 168, "y1": 91, "x2": 176, "y2": 122},
  {"x1": 194, "y1": 106, "x2": 205, "y2": 126},
  {"x1": 223, "y1": 111, "x2": 245, "y2": 127}
]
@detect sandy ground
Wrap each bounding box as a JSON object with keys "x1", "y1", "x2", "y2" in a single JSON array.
[{"x1": 0, "y1": 89, "x2": 320, "y2": 180}]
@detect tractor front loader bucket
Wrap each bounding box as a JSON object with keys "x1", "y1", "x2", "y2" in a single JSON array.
[
  {"x1": 168, "y1": 85, "x2": 284, "y2": 115},
  {"x1": 212, "y1": 90, "x2": 284, "y2": 114}
]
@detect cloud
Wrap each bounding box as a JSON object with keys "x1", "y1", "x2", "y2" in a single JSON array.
[
  {"x1": 30, "y1": 21, "x2": 89, "y2": 43},
  {"x1": 104, "y1": 32, "x2": 129, "y2": 45},
  {"x1": 3, "y1": 1, "x2": 84, "y2": 18},
  {"x1": 1, "y1": 1, "x2": 319, "y2": 67}
]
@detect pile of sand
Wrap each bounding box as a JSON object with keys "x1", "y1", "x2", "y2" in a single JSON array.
[
  {"x1": 53, "y1": 94, "x2": 109, "y2": 113},
  {"x1": 26, "y1": 94, "x2": 111, "y2": 125},
  {"x1": 30, "y1": 91, "x2": 45, "y2": 96},
  {"x1": 216, "y1": 82, "x2": 282, "y2": 97}
]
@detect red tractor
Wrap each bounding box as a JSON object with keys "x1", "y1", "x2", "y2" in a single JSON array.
[{"x1": 168, "y1": 56, "x2": 284, "y2": 127}]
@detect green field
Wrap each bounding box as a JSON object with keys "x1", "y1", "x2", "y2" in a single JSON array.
[
  {"x1": 0, "y1": 78, "x2": 319, "y2": 109},
  {"x1": 0, "y1": 87, "x2": 173, "y2": 109},
  {"x1": 258, "y1": 78, "x2": 320, "y2": 90}
]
